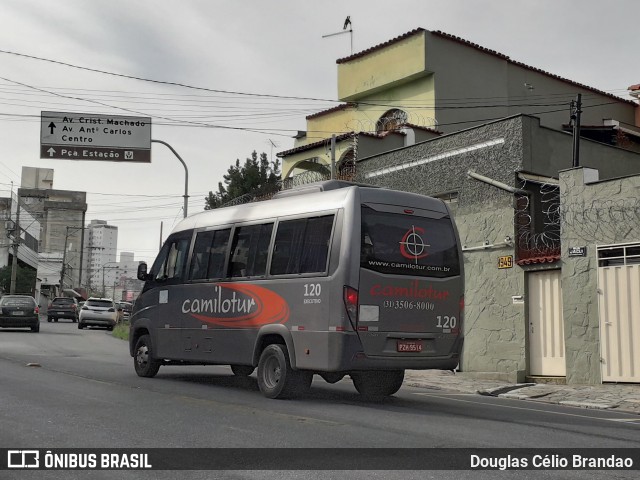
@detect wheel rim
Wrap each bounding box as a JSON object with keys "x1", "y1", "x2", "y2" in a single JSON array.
[
  {"x1": 263, "y1": 355, "x2": 282, "y2": 389},
  {"x1": 136, "y1": 344, "x2": 150, "y2": 368}
]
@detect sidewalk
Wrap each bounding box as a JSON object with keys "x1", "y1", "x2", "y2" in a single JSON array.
[{"x1": 404, "y1": 370, "x2": 640, "y2": 415}]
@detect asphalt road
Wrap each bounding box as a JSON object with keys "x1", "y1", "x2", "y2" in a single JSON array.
[{"x1": 1, "y1": 319, "x2": 639, "y2": 480}]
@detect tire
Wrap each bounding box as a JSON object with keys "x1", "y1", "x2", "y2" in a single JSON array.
[
  {"x1": 134, "y1": 334, "x2": 161, "y2": 378},
  {"x1": 231, "y1": 365, "x2": 255, "y2": 377},
  {"x1": 47, "y1": 316, "x2": 52, "y2": 323},
  {"x1": 257, "y1": 344, "x2": 311, "y2": 399},
  {"x1": 31, "y1": 323, "x2": 40, "y2": 333},
  {"x1": 78, "y1": 323, "x2": 84, "y2": 329},
  {"x1": 351, "y1": 370, "x2": 405, "y2": 397},
  {"x1": 107, "y1": 326, "x2": 114, "y2": 331},
  {"x1": 54, "y1": 318, "x2": 58, "y2": 323}
]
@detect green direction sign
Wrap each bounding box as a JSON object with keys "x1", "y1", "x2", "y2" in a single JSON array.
[{"x1": 40, "y1": 111, "x2": 152, "y2": 162}]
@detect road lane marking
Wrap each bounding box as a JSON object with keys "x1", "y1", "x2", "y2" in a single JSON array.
[{"x1": 411, "y1": 392, "x2": 640, "y2": 424}]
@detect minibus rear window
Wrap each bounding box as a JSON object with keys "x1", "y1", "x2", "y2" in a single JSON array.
[{"x1": 360, "y1": 205, "x2": 459, "y2": 277}]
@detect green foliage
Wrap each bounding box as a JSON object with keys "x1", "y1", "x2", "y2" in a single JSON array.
[
  {"x1": 0, "y1": 264, "x2": 37, "y2": 295},
  {"x1": 205, "y1": 151, "x2": 281, "y2": 210},
  {"x1": 112, "y1": 322, "x2": 129, "y2": 341}
]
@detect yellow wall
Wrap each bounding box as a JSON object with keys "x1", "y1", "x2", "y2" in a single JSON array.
[
  {"x1": 282, "y1": 31, "x2": 437, "y2": 177},
  {"x1": 338, "y1": 32, "x2": 428, "y2": 101}
]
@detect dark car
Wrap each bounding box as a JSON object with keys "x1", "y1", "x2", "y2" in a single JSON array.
[
  {"x1": 47, "y1": 297, "x2": 79, "y2": 323},
  {"x1": 0, "y1": 295, "x2": 40, "y2": 332},
  {"x1": 117, "y1": 302, "x2": 133, "y2": 321}
]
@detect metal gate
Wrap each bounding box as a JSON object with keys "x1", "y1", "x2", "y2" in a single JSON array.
[
  {"x1": 528, "y1": 270, "x2": 566, "y2": 377},
  {"x1": 597, "y1": 244, "x2": 640, "y2": 383}
]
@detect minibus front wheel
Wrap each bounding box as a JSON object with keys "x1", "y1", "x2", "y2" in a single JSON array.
[
  {"x1": 134, "y1": 334, "x2": 161, "y2": 378},
  {"x1": 257, "y1": 344, "x2": 312, "y2": 399}
]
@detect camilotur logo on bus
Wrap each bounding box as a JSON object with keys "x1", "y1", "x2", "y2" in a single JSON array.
[
  {"x1": 399, "y1": 226, "x2": 430, "y2": 262},
  {"x1": 182, "y1": 284, "x2": 290, "y2": 327}
]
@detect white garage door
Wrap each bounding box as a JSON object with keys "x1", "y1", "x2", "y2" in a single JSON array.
[{"x1": 598, "y1": 243, "x2": 640, "y2": 383}]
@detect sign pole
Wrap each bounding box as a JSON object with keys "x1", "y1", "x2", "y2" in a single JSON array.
[{"x1": 151, "y1": 139, "x2": 189, "y2": 218}]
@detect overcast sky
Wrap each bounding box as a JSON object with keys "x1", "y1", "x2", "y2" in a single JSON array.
[{"x1": 1, "y1": 0, "x2": 637, "y2": 265}]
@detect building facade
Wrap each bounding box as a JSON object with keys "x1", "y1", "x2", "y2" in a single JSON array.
[{"x1": 279, "y1": 28, "x2": 639, "y2": 181}]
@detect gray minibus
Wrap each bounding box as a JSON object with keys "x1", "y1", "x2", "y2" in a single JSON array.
[{"x1": 130, "y1": 181, "x2": 464, "y2": 399}]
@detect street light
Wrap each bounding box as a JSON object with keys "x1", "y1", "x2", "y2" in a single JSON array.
[{"x1": 101, "y1": 262, "x2": 119, "y2": 298}]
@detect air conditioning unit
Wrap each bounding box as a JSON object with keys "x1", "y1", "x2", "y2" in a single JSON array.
[{"x1": 5, "y1": 220, "x2": 15, "y2": 232}]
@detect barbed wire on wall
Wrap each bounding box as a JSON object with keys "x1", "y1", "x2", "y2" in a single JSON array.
[
  {"x1": 344, "y1": 111, "x2": 438, "y2": 134},
  {"x1": 559, "y1": 195, "x2": 640, "y2": 243},
  {"x1": 515, "y1": 179, "x2": 561, "y2": 259}
]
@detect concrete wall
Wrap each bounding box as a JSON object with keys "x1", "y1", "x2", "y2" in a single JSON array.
[
  {"x1": 522, "y1": 118, "x2": 640, "y2": 178},
  {"x1": 354, "y1": 115, "x2": 640, "y2": 383},
  {"x1": 559, "y1": 167, "x2": 640, "y2": 383},
  {"x1": 355, "y1": 116, "x2": 527, "y2": 380}
]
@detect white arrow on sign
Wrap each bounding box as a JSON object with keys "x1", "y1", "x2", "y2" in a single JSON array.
[{"x1": 47, "y1": 148, "x2": 56, "y2": 157}]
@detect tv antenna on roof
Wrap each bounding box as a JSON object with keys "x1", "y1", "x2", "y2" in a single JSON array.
[{"x1": 322, "y1": 16, "x2": 353, "y2": 54}]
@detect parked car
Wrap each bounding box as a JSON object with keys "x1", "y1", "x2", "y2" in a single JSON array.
[
  {"x1": 78, "y1": 298, "x2": 119, "y2": 331},
  {"x1": 0, "y1": 295, "x2": 40, "y2": 332},
  {"x1": 117, "y1": 302, "x2": 133, "y2": 321},
  {"x1": 47, "y1": 297, "x2": 79, "y2": 323}
]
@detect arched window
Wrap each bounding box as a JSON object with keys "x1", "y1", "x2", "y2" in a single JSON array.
[
  {"x1": 376, "y1": 109, "x2": 408, "y2": 134},
  {"x1": 337, "y1": 149, "x2": 355, "y2": 181}
]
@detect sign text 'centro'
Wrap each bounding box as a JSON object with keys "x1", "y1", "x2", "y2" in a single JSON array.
[{"x1": 40, "y1": 111, "x2": 151, "y2": 163}]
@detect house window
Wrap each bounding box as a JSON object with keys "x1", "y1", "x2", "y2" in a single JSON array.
[{"x1": 376, "y1": 109, "x2": 408, "y2": 133}]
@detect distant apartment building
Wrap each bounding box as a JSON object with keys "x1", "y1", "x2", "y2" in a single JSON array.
[
  {"x1": 83, "y1": 219, "x2": 118, "y2": 295},
  {"x1": 113, "y1": 252, "x2": 144, "y2": 302}
]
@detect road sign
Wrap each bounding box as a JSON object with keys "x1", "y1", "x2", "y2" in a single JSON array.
[{"x1": 40, "y1": 111, "x2": 152, "y2": 162}]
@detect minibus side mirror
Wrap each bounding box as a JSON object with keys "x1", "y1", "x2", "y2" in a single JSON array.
[{"x1": 137, "y1": 262, "x2": 148, "y2": 281}]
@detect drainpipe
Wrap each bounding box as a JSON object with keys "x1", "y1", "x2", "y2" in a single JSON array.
[{"x1": 467, "y1": 170, "x2": 529, "y2": 196}]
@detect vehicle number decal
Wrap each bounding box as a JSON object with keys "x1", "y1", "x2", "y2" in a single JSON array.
[
  {"x1": 303, "y1": 283, "x2": 322, "y2": 304},
  {"x1": 436, "y1": 315, "x2": 457, "y2": 329}
]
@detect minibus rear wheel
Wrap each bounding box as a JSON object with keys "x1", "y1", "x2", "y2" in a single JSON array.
[
  {"x1": 351, "y1": 370, "x2": 404, "y2": 397},
  {"x1": 231, "y1": 365, "x2": 255, "y2": 377},
  {"x1": 257, "y1": 344, "x2": 311, "y2": 399},
  {"x1": 134, "y1": 334, "x2": 161, "y2": 378}
]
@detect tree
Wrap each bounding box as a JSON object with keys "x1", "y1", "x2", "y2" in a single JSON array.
[
  {"x1": 0, "y1": 265, "x2": 37, "y2": 295},
  {"x1": 205, "y1": 151, "x2": 281, "y2": 210}
]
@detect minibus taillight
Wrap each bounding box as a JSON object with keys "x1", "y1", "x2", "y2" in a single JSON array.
[{"x1": 343, "y1": 286, "x2": 359, "y2": 328}]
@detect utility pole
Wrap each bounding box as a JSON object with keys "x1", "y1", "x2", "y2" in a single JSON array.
[
  {"x1": 9, "y1": 194, "x2": 21, "y2": 294},
  {"x1": 330, "y1": 134, "x2": 336, "y2": 180},
  {"x1": 59, "y1": 230, "x2": 70, "y2": 294},
  {"x1": 571, "y1": 94, "x2": 582, "y2": 168}
]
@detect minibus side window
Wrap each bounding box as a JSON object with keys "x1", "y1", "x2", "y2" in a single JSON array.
[
  {"x1": 229, "y1": 223, "x2": 273, "y2": 278},
  {"x1": 189, "y1": 228, "x2": 231, "y2": 280},
  {"x1": 271, "y1": 215, "x2": 334, "y2": 275},
  {"x1": 150, "y1": 233, "x2": 191, "y2": 284}
]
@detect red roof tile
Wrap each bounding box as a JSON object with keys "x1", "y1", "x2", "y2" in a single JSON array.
[
  {"x1": 306, "y1": 103, "x2": 355, "y2": 120},
  {"x1": 516, "y1": 255, "x2": 560, "y2": 266}
]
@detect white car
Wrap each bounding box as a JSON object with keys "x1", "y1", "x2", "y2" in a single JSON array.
[{"x1": 78, "y1": 298, "x2": 119, "y2": 331}]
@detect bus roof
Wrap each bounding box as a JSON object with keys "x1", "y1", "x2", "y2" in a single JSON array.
[{"x1": 172, "y1": 183, "x2": 448, "y2": 234}]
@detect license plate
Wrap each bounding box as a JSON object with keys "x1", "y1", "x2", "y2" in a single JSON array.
[
  {"x1": 12, "y1": 311, "x2": 25, "y2": 316},
  {"x1": 397, "y1": 340, "x2": 423, "y2": 352}
]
